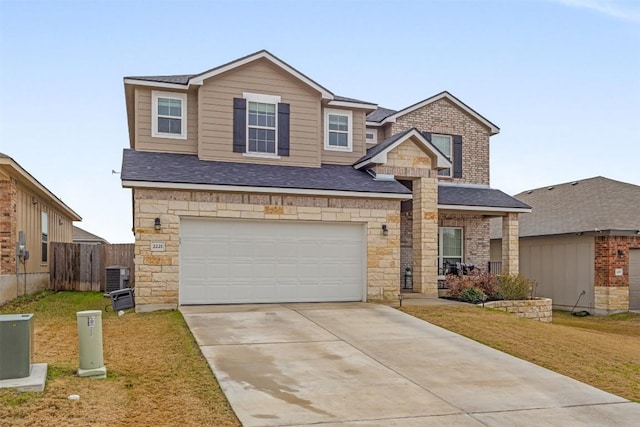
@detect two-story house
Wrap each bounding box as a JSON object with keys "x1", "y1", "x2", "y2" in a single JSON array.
[{"x1": 120, "y1": 50, "x2": 530, "y2": 311}]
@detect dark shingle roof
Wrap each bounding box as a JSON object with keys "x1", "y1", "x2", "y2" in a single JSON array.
[
  {"x1": 355, "y1": 129, "x2": 414, "y2": 165},
  {"x1": 73, "y1": 226, "x2": 109, "y2": 244},
  {"x1": 490, "y1": 177, "x2": 640, "y2": 238},
  {"x1": 333, "y1": 95, "x2": 376, "y2": 106},
  {"x1": 439, "y1": 185, "x2": 531, "y2": 210},
  {"x1": 125, "y1": 74, "x2": 194, "y2": 85},
  {"x1": 121, "y1": 149, "x2": 411, "y2": 195},
  {"x1": 366, "y1": 107, "x2": 397, "y2": 123}
]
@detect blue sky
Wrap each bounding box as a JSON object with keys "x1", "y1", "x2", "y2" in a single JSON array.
[{"x1": 1, "y1": 0, "x2": 638, "y2": 243}]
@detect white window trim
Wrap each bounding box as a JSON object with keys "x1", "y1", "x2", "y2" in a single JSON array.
[
  {"x1": 365, "y1": 128, "x2": 377, "y2": 144},
  {"x1": 432, "y1": 134, "x2": 452, "y2": 177},
  {"x1": 152, "y1": 91, "x2": 187, "y2": 140},
  {"x1": 243, "y1": 92, "x2": 281, "y2": 155},
  {"x1": 324, "y1": 108, "x2": 353, "y2": 152},
  {"x1": 438, "y1": 227, "x2": 463, "y2": 270}
]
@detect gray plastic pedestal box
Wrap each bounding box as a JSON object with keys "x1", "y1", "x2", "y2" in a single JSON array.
[
  {"x1": 76, "y1": 310, "x2": 107, "y2": 378},
  {"x1": 109, "y1": 288, "x2": 135, "y2": 311},
  {"x1": 0, "y1": 314, "x2": 34, "y2": 380}
]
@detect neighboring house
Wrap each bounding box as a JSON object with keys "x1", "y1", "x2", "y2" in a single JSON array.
[
  {"x1": 490, "y1": 177, "x2": 640, "y2": 314},
  {"x1": 73, "y1": 225, "x2": 109, "y2": 245},
  {"x1": 0, "y1": 153, "x2": 81, "y2": 305},
  {"x1": 120, "y1": 50, "x2": 529, "y2": 311}
]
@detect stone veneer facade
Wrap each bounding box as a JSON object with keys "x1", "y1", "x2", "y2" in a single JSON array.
[
  {"x1": 133, "y1": 189, "x2": 402, "y2": 310},
  {"x1": 593, "y1": 235, "x2": 640, "y2": 313},
  {"x1": 484, "y1": 298, "x2": 552, "y2": 323}
]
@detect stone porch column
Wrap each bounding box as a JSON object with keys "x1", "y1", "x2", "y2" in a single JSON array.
[
  {"x1": 412, "y1": 177, "x2": 438, "y2": 296},
  {"x1": 501, "y1": 212, "x2": 519, "y2": 275}
]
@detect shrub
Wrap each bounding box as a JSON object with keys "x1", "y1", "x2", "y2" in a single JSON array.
[
  {"x1": 459, "y1": 287, "x2": 486, "y2": 304},
  {"x1": 446, "y1": 270, "x2": 500, "y2": 300},
  {"x1": 497, "y1": 274, "x2": 535, "y2": 300}
]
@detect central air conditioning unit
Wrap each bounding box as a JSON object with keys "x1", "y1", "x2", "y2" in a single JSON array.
[{"x1": 105, "y1": 266, "x2": 130, "y2": 293}]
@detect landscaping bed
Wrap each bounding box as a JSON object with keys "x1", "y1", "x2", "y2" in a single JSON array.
[{"x1": 0, "y1": 291, "x2": 240, "y2": 427}]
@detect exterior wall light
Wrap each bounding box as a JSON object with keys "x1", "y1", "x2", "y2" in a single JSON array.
[
  {"x1": 381, "y1": 224, "x2": 388, "y2": 236},
  {"x1": 617, "y1": 249, "x2": 625, "y2": 258},
  {"x1": 154, "y1": 217, "x2": 161, "y2": 231}
]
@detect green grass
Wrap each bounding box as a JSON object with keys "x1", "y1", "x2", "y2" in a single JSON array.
[{"x1": 0, "y1": 291, "x2": 240, "y2": 427}]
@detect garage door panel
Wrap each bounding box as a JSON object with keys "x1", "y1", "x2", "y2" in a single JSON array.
[{"x1": 180, "y1": 218, "x2": 365, "y2": 304}]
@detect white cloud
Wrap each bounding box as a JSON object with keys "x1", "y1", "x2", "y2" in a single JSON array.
[{"x1": 553, "y1": 0, "x2": 640, "y2": 22}]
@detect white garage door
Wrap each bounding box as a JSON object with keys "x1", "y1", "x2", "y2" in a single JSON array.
[
  {"x1": 179, "y1": 218, "x2": 365, "y2": 304},
  {"x1": 630, "y1": 249, "x2": 640, "y2": 310}
]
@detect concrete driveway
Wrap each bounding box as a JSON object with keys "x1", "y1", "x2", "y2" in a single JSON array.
[{"x1": 181, "y1": 303, "x2": 640, "y2": 427}]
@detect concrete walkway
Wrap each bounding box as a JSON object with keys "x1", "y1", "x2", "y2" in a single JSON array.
[{"x1": 181, "y1": 303, "x2": 640, "y2": 427}]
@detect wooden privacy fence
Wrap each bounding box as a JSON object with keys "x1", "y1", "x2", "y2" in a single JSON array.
[{"x1": 50, "y1": 243, "x2": 134, "y2": 292}]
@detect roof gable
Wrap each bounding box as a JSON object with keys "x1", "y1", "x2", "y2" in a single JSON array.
[
  {"x1": 0, "y1": 153, "x2": 81, "y2": 221},
  {"x1": 353, "y1": 128, "x2": 451, "y2": 170},
  {"x1": 124, "y1": 50, "x2": 377, "y2": 110},
  {"x1": 366, "y1": 91, "x2": 500, "y2": 135}
]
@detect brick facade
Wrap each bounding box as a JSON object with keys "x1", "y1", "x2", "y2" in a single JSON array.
[
  {"x1": 133, "y1": 189, "x2": 402, "y2": 309},
  {"x1": 593, "y1": 235, "x2": 640, "y2": 313},
  {"x1": 0, "y1": 178, "x2": 17, "y2": 275},
  {"x1": 438, "y1": 213, "x2": 490, "y2": 268},
  {"x1": 389, "y1": 98, "x2": 491, "y2": 186}
]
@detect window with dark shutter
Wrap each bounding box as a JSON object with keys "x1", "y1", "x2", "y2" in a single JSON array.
[
  {"x1": 233, "y1": 98, "x2": 247, "y2": 153},
  {"x1": 277, "y1": 103, "x2": 290, "y2": 156},
  {"x1": 453, "y1": 135, "x2": 463, "y2": 178}
]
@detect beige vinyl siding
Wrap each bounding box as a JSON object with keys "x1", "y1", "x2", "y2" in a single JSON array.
[
  {"x1": 321, "y1": 109, "x2": 367, "y2": 165},
  {"x1": 493, "y1": 235, "x2": 595, "y2": 310},
  {"x1": 15, "y1": 183, "x2": 73, "y2": 274},
  {"x1": 198, "y1": 58, "x2": 321, "y2": 167},
  {"x1": 135, "y1": 87, "x2": 198, "y2": 154}
]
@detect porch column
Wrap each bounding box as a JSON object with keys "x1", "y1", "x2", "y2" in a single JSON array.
[
  {"x1": 501, "y1": 212, "x2": 519, "y2": 275},
  {"x1": 412, "y1": 177, "x2": 438, "y2": 296}
]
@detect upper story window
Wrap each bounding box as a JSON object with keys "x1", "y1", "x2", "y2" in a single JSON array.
[
  {"x1": 41, "y1": 211, "x2": 48, "y2": 263},
  {"x1": 244, "y1": 93, "x2": 281, "y2": 156},
  {"x1": 365, "y1": 128, "x2": 377, "y2": 144},
  {"x1": 152, "y1": 91, "x2": 187, "y2": 139},
  {"x1": 324, "y1": 109, "x2": 353, "y2": 152},
  {"x1": 431, "y1": 134, "x2": 452, "y2": 177},
  {"x1": 233, "y1": 93, "x2": 290, "y2": 157}
]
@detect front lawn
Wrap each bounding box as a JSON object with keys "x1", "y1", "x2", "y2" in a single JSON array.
[
  {"x1": 401, "y1": 305, "x2": 640, "y2": 402},
  {"x1": 0, "y1": 291, "x2": 240, "y2": 427}
]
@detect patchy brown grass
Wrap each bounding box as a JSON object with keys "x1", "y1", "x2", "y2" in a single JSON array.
[
  {"x1": 400, "y1": 305, "x2": 640, "y2": 402},
  {"x1": 0, "y1": 291, "x2": 240, "y2": 427}
]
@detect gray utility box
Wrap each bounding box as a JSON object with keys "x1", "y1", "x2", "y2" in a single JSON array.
[
  {"x1": 0, "y1": 314, "x2": 34, "y2": 380},
  {"x1": 109, "y1": 288, "x2": 135, "y2": 311}
]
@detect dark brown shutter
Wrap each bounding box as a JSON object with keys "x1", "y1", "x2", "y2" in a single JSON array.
[
  {"x1": 453, "y1": 135, "x2": 463, "y2": 178},
  {"x1": 233, "y1": 98, "x2": 246, "y2": 153},
  {"x1": 277, "y1": 103, "x2": 290, "y2": 156}
]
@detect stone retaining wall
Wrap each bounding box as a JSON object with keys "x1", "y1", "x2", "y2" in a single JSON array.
[{"x1": 484, "y1": 298, "x2": 552, "y2": 323}]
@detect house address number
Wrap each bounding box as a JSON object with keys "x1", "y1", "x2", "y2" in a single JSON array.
[{"x1": 151, "y1": 242, "x2": 165, "y2": 252}]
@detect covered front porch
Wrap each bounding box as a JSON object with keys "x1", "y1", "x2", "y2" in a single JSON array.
[{"x1": 399, "y1": 182, "x2": 531, "y2": 297}]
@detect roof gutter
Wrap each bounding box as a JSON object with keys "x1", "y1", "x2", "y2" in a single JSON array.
[
  {"x1": 122, "y1": 180, "x2": 412, "y2": 200},
  {"x1": 438, "y1": 204, "x2": 532, "y2": 214}
]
